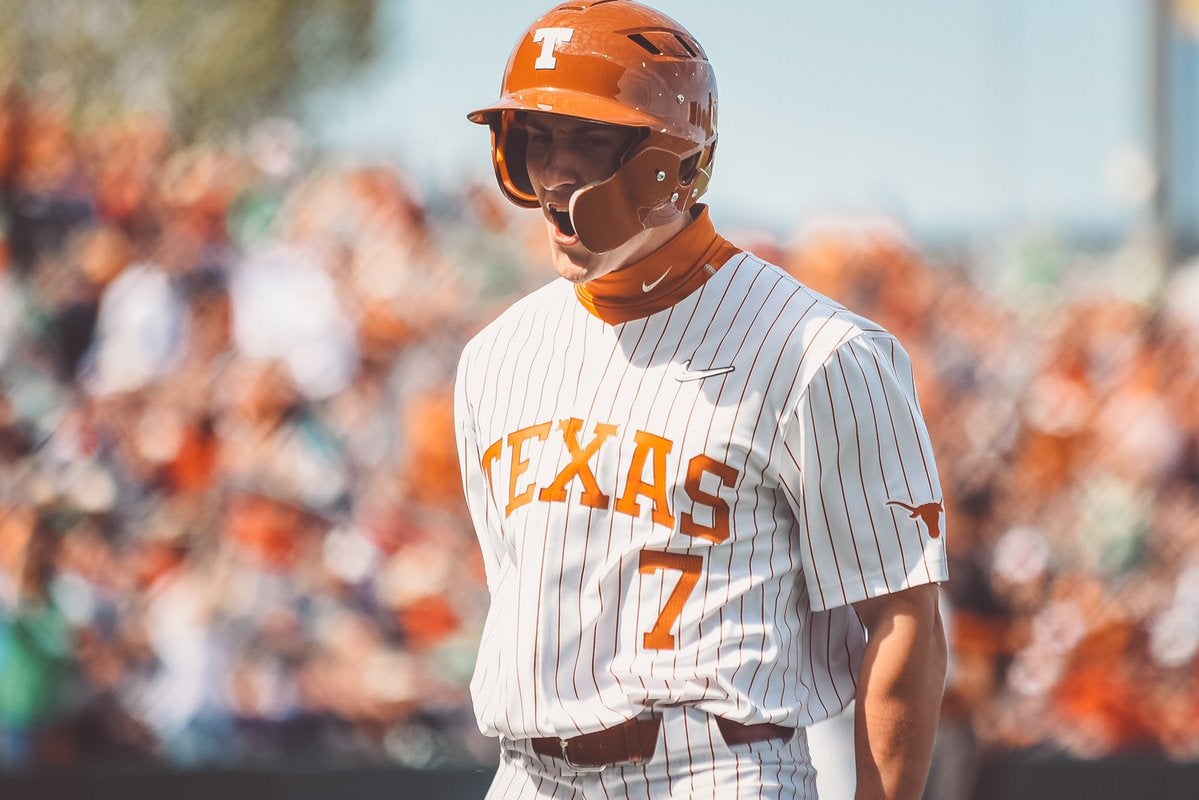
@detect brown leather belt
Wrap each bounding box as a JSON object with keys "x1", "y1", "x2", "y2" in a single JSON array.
[
  {"x1": 714, "y1": 716, "x2": 795, "y2": 747},
  {"x1": 530, "y1": 715, "x2": 794, "y2": 769}
]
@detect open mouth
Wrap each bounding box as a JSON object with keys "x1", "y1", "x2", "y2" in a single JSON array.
[{"x1": 548, "y1": 205, "x2": 577, "y2": 238}]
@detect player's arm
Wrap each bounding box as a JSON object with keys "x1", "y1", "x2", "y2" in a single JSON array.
[
  {"x1": 778, "y1": 331, "x2": 949, "y2": 797},
  {"x1": 850, "y1": 583, "x2": 946, "y2": 800}
]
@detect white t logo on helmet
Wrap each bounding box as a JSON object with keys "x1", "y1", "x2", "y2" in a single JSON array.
[{"x1": 533, "y1": 27, "x2": 573, "y2": 69}]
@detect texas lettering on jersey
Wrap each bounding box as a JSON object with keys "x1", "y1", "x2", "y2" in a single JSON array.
[{"x1": 481, "y1": 417, "x2": 738, "y2": 543}]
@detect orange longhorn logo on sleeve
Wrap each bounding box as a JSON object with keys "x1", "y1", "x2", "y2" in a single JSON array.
[{"x1": 886, "y1": 500, "x2": 944, "y2": 538}]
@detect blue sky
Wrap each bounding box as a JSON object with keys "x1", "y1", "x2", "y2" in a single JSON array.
[{"x1": 314, "y1": 0, "x2": 1155, "y2": 240}]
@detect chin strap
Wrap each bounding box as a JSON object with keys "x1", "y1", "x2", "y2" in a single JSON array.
[{"x1": 569, "y1": 147, "x2": 693, "y2": 253}]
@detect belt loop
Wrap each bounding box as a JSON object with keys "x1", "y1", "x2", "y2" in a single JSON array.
[{"x1": 623, "y1": 718, "x2": 645, "y2": 765}]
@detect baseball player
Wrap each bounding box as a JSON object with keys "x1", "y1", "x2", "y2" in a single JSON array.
[{"x1": 454, "y1": 2, "x2": 949, "y2": 798}]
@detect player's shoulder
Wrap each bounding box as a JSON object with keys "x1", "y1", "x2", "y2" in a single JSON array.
[
  {"x1": 460, "y1": 278, "x2": 574, "y2": 360},
  {"x1": 730, "y1": 251, "x2": 891, "y2": 342},
  {"x1": 725, "y1": 252, "x2": 909, "y2": 399}
]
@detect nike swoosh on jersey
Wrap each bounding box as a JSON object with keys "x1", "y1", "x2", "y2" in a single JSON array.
[
  {"x1": 674, "y1": 360, "x2": 735, "y2": 382},
  {"x1": 641, "y1": 268, "x2": 672, "y2": 293}
]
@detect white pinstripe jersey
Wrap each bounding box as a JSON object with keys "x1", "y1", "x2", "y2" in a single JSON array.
[{"x1": 454, "y1": 240, "x2": 948, "y2": 743}]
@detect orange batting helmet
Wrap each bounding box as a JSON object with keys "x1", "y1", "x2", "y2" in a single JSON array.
[{"x1": 468, "y1": 0, "x2": 718, "y2": 253}]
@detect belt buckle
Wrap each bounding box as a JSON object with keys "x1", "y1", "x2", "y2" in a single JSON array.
[{"x1": 559, "y1": 738, "x2": 606, "y2": 773}]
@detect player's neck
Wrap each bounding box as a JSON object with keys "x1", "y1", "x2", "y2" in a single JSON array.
[{"x1": 574, "y1": 206, "x2": 742, "y2": 324}]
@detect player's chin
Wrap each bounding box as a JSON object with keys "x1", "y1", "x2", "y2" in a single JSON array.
[
  {"x1": 548, "y1": 241, "x2": 595, "y2": 283},
  {"x1": 551, "y1": 252, "x2": 591, "y2": 284}
]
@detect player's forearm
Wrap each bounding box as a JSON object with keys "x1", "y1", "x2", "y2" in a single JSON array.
[{"x1": 852, "y1": 585, "x2": 947, "y2": 800}]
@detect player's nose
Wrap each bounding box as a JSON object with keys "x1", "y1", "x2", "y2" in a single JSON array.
[{"x1": 536, "y1": 140, "x2": 585, "y2": 191}]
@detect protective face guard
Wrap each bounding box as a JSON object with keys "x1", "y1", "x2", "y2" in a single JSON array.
[
  {"x1": 569, "y1": 147, "x2": 687, "y2": 253},
  {"x1": 486, "y1": 112, "x2": 713, "y2": 253}
]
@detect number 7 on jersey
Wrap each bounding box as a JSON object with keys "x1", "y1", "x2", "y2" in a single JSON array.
[{"x1": 638, "y1": 550, "x2": 702, "y2": 650}]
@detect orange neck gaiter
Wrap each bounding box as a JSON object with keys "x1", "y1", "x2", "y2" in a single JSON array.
[{"x1": 574, "y1": 206, "x2": 742, "y2": 325}]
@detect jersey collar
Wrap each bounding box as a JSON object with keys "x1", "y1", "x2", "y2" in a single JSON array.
[{"x1": 574, "y1": 206, "x2": 743, "y2": 325}]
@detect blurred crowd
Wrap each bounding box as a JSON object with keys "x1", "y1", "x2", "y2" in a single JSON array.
[
  {"x1": 0, "y1": 83, "x2": 527, "y2": 770},
  {"x1": 1, "y1": 82, "x2": 1198, "y2": 781},
  {"x1": 787, "y1": 224, "x2": 1199, "y2": 795}
]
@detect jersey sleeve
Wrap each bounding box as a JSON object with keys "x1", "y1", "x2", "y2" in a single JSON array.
[{"x1": 779, "y1": 331, "x2": 949, "y2": 612}]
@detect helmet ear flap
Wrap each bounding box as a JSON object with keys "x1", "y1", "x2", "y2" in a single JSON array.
[
  {"x1": 569, "y1": 146, "x2": 682, "y2": 253},
  {"x1": 492, "y1": 113, "x2": 539, "y2": 208}
]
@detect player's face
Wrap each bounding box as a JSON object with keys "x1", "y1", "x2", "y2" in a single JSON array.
[{"x1": 522, "y1": 113, "x2": 686, "y2": 283}]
